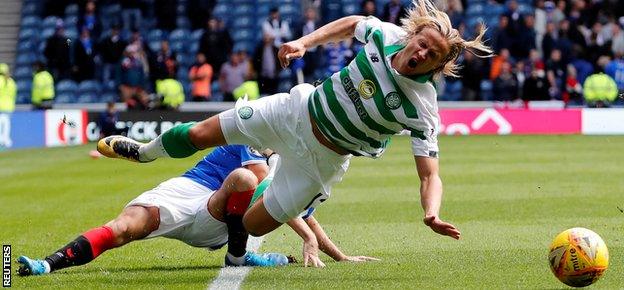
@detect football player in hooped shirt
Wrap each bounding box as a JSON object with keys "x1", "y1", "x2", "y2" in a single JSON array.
[{"x1": 17, "y1": 145, "x2": 377, "y2": 275}]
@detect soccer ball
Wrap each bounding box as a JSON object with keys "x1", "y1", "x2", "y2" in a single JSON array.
[{"x1": 548, "y1": 227, "x2": 609, "y2": 287}]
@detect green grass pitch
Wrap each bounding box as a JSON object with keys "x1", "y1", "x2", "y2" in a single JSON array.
[{"x1": 1, "y1": 135, "x2": 623, "y2": 289}]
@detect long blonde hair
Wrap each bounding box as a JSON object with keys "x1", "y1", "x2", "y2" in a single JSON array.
[{"x1": 400, "y1": 0, "x2": 493, "y2": 77}]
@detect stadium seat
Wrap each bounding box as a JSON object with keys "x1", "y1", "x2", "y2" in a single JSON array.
[
  {"x1": 233, "y1": 5, "x2": 253, "y2": 16},
  {"x1": 147, "y1": 29, "x2": 164, "y2": 42},
  {"x1": 16, "y1": 80, "x2": 32, "y2": 96},
  {"x1": 176, "y1": 17, "x2": 191, "y2": 30},
  {"x1": 232, "y1": 17, "x2": 254, "y2": 29},
  {"x1": 169, "y1": 29, "x2": 190, "y2": 43},
  {"x1": 21, "y1": 16, "x2": 40, "y2": 30},
  {"x1": 18, "y1": 28, "x2": 37, "y2": 42},
  {"x1": 17, "y1": 41, "x2": 36, "y2": 54},
  {"x1": 65, "y1": 28, "x2": 79, "y2": 40},
  {"x1": 78, "y1": 80, "x2": 102, "y2": 94},
  {"x1": 64, "y1": 16, "x2": 79, "y2": 28},
  {"x1": 480, "y1": 80, "x2": 493, "y2": 101},
  {"x1": 99, "y1": 93, "x2": 118, "y2": 103},
  {"x1": 189, "y1": 42, "x2": 199, "y2": 54},
  {"x1": 64, "y1": 4, "x2": 79, "y2": 16},
  {"x1": 41, "y1": 28, "x2": 56, "y2": 40},
  {"x1": 77, "y1": 93, "x2": 98, "y2": 103},
  {"x1": 16, "y1": 93, "x2": 30, "y2": 104},
  {"x1": 21, "y1": 3, "x2": 40, "y2": 17},
  {"x1": 169, "y1": 40, "x2": 185, "y2": 54},
  {"x1": 342, "y1": 4, "x2": 360, "y2": 15},
  {"x1": 55, "y1": 93, "x2": 77, "y2": 104},
  {"x1": 148, "y1": 40, "x2": 162, "y2": 53},
  {"x1": 212, "y1": 4, "x2": 230, "y2": 20},
  {"x1": 56, "y1": 80, "x2": 79, "y2": 95},
  {"x1": 42, "y1": 16, "x2": 60, "y2": 29},
  {"x1": 231, "y1": 29, "x2": 253, "y2": 42},
  {"x1": 191, "y1": 29, "x2": 203, "y2": 42},
  {"x1": 15, "y1": 53, "x2": 36, "y2": 66},
  {"x1": 13, "y1": 66, "x2": 32, "y2": 79}
]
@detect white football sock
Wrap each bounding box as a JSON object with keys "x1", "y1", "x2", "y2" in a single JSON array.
[
  {"x1": 138, "y1": 135, "x2": 170, "y2": 162},
  {"x1": 226, "y1": 252, "x2": 246, "y2": 266}
]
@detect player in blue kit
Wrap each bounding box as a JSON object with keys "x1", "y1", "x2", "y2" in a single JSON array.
[
  {"x1": 18, "y1": 144, "x2": 377, "y2": 275},
  {"x1": 17, "y1": 145, "x2": 288, "y2": 276}
]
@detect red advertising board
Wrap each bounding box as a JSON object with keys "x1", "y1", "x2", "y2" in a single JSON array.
[{"x1": 439, "y1": 109, "x2": 582, "y2": 135}]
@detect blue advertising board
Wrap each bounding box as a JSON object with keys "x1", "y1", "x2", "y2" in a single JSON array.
[{"x1": 0, "y1": 111, "x2": 45, "y2": 150}]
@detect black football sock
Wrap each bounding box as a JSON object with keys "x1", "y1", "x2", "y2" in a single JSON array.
[
  {"x1": 44, "y1": 236, "x2": 94, "y2": 272},
  {"x1": 224, "y1": 214, "x2": 248, "y2": 258}
]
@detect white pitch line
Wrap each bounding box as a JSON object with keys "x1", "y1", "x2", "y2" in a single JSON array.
[{"x1": 207, "y1": 236, "x2": 264, "y2": 290}]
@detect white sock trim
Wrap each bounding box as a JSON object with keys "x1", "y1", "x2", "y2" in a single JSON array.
[
  {"x1": 138, "y1": 135, "x2": 170, "y2": 161},
  {"x1": 226, "y1": 252, "x2": 246, "y2": 266}
]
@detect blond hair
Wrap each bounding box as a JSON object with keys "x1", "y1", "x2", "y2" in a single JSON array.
[{"x1": 400, "y1": 0, "x2": 493, "y2": 77}]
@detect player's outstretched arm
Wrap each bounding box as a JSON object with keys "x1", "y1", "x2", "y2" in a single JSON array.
[
  {"x1": 286, "y1": 218, "x2": 326, "y2": 268},
  {"x1": 304, "y1": 215, "x2": 380, "y2": 262},
  {"x1": 415, "y1": 156, "x2": 461, "y2": 240},
  {"x1": 278, "y1": 15, "x2": 365, "y2": 68}
]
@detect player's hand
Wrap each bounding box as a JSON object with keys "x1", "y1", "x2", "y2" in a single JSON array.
[
  {"x1": 302, "y1": 239, "x2": 325, "y2": 268},
  {"x1": 341, "y1": 255, "x2": 380, "y2": 262},
  {"x1": 278, "y1": 40, "x2": 306, "y2": 68},
  {"x1": 423, "y1": 215, "x2": 461, "y2": 240}
]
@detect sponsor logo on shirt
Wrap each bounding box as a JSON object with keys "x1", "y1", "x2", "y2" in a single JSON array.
[{"x1": 358, "y1": 80, "x2": 376, "y2": 99}]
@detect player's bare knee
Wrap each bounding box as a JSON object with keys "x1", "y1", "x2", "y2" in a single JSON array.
[{"x1": 230, "y1": 168, "x2": 258, "y2": 192}]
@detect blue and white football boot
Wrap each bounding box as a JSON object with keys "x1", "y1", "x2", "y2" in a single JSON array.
[{"x1": 17, "y1": 256, "x2": 49, "y2": 276}]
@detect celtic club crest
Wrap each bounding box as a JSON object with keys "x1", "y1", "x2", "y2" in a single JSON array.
[
  {"x1": 384, "y1": 92, "x2": 401, "y2": 110},
  {"x1": 238, "y1": 106, "x2": 254, "y2": 119}
]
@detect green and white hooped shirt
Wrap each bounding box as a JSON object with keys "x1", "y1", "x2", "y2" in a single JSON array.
[{"x1": 308, "y1": 16, "x2": 440, "y2": 159}]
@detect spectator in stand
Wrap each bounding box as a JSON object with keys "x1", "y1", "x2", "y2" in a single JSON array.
[
  {"x1": 563, "y1": 65, "x2": 583, "y2": 105},
  {"x1": 78, "y1": 0, "x2": 101, "y2": 40},
  {"x1": 31, "y1": 62, "x2": 55, "y2": 110},
  {"x1": 219, "y1": 50, "x2": 251, "y2": 102},
  {"x1": 555, "y1": 20, "x2": 575, "y2": 63},
  {"x1": 155, "y1": 0, "x2": 177, "y2": 32},
  {"x1": 295, "y1": 7, "x2": 322, "y2": 84},
  {"x1": 44, "y1": 20, "x2": 71, "y2": 81},
  {"x1": 503, "y1": 0, "x2": 523, "y2": 37},
  {"x1": 559, "y1": 18, "x2": 586, "y2": 52},
  {"x1": 119, "y1": 44, "x2": 149, "y2": 110},
  {"x1": 199, "y1": 17, "x2": 232, "y2": 79},
  {"x1": 513, "y1": 14, "x2": 537, "y2": 60},
  {"x1": 611, "y1": 22, "x2": 624, "y2": 59},
  {"x1": 493, "y1": 61, "x2": 519, "y2": 102},
  {"x1": 121, "y1": 0, "x2": 143, "y2": 31},
  {"x1": 569, "y1": 45, "x2": 593, "y2": 85},
  {"x1": 514, "y1": 61, "x2": 527, "y2": 99},
  {"x1": 155, "y1": 77, "x2": 185, "y2": 110},
  {"x1": 545, "y1": 48, "x2": 567, "y2": 99},
  {"x1": 459, "y1": 50, "x2": 487, "y2": 101},
  {"x1": 534, "y1": 0, "x2": 548, "y2": 53},
  {"x1": 490, "y1": 48, "x2": 512, "y2": 80},
  {"x1": 382, "y1": 0, "x2": 408, "y2": 26},
  {"x1": 98, "y1": 101, "x2": 128, "y2": 138},
  {"x1": 492, "y1": 15, "x2": 513, "y2": 53},
  {"x1": 586, "y1": 23, "x2": 612, "y2": 68},
  {"x1": 604, "y1": 51, "x2": 624, "y2": 94},
  {"x1": 445, "y1": 0, "x2": 464, "y2": 29},
  {"x1": 541, "y1": 22, "x2": 558, "y2": 62},
  {"x1": 523, "y1": 49, "x2": 545, "y2": 76},
  {"x1": 253, "y1": 33, "x2": 280, "y2": 96},
  {"x1": 98, "y1": 24, "x2": 127, "y2": 86},
  {"x1": 72, "y1": 27, "x2": 96, "y2": 82},
  {"x1": 523, "y1": 62, "x2": 551, "y2": 104},
  {"x1": 361, "y1": 0, "x2": 378, "y2": 17},
  {"x1": 0, "y1": 64, "x2": 17, "y2": 113},
  {"x1": 188, "y1": 0, "x2": 216, "y2": 30},
  {"x1": 261, "y1": 7, "x2": 292, "y2": 48},
  {"x1": 188, "y1": 52, "x2": 213, "y2": 102},
  {"x1": 551, "y1": 0, "x2": 566, "y2": 25},
  {"x1": 583, "y1": 72, "x2": 618, "y2": 107},
  {"x1": 150, "y1": 40, "x2": 178, "y2": 83}
]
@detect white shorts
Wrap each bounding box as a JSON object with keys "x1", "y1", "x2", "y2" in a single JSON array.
[
  {"x1": 219, "y1": 84, "x2": 351, "y2": 223},
  {"x1": 126, "y1": 177, "x2": 228, "y2": 249}
]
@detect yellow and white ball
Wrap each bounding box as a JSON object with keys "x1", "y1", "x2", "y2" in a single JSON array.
[{"x1": 548, "y1": 227, "x2": 609, "y2": 287}]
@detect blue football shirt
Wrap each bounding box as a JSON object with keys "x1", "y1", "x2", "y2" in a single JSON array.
[{"x1": 183, "y1": 145, "x2": 266, "y2": 190}]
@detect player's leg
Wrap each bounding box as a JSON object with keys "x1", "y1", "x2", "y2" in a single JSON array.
[
  {"x1": 207, "y1": 168, "x2": 287, "y2": 266},
  {"x1": 97, "y1": 115, "x2": 225, "y2": 162},
  {"x1": 242, "y1": 197, "x2": 282, "y2": 237},
  {"x1": 18, "y1": 206, "x2": 159, "y2": 276}
]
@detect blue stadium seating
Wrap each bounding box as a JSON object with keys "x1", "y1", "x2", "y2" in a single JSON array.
[
  {"x1": 176, "y1": 17, "x2": 192, "y2": 30},
  {"x1": 20, "y1": 16, "x2": 40, "y2": 30},
  {"x1": 13, "y1": 66, "x2": 32, "y2": 80},
  {"x1": 64, "y1": 16, "x2": 79, "y2": 29},
  {"x1": 100, "y1": 93, "x2": 118, "y2": 103},
  {"x1": 16, "y1": 80, "x2": 32, "y2": 97},
  {"x1": 18, "y1": 28, "x2": 37, "y2": 42},
  {"x1": 169, "y1": 29, "x2": 190, "y2": 43},
  {"x1": 148, "y1": 40, "x2": 162, "y2": 53},
  {"x1": 56, "y1": 80, "x2": 79, "y2": 95},
  {"x1": 147, "y1": 29, "x2": 165, "y2": 42},
  {"x1": 16, "y1": 93, "x2": 30, "y2": 104},
  {"x1": 42, "y1": 16, "x2": 59, "y2": 29},
  {"x1": 55, "y1": 93, "x2": 77, "y2": 104},
  {"x1": 21, "y1": 3, "x2": 40, "y2": 17},
  {"x1": 78, "y1": 80, "x2": 102, "y2": 95},
  {"x1": 17, "y1": 41, "x2": 36, "y2": 54},
  {"x1": 15, "y1": 53, "x2": 36, "y2": 66},
  {"x1": 64, "y1": 4, "x2": 79, "y2": 16}
]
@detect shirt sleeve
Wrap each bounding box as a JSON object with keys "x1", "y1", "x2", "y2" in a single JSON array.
[
  {"x1": 354, "y1": 16, "x2": 383, "y2": 43},
  {"x1": 239, "y1": 145, "x2": 266, "y2": 166}
]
